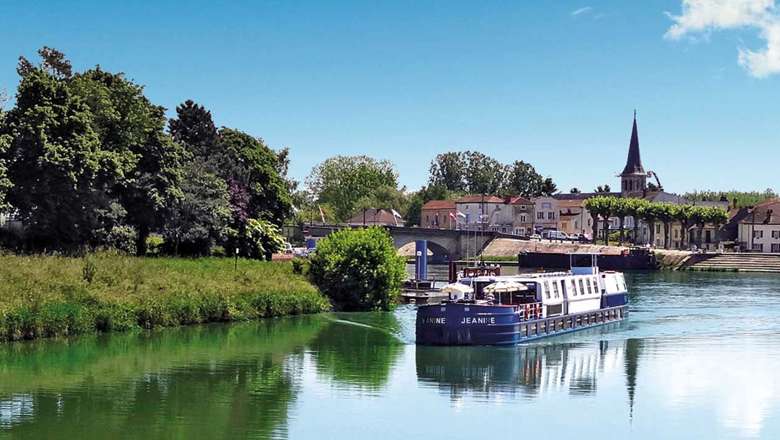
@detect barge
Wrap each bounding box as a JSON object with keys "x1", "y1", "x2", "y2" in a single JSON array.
[{"x1": 416, "y1": 254, "x2": 628, "y2": 345}]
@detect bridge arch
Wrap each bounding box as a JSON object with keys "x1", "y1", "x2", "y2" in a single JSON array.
[{"x1": 395, "y1": 238, "x2": 452, "y2": 263}]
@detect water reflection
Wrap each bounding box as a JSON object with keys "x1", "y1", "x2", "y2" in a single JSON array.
[
  {"x1": 3, "y1": 270, "x2": 780, "y2": 439},
  {"x1": 0, "y1": 318, "x2": 327, "y2": 439},
  {"x1": 415, "y1": 335, "x2": 641, "y2": 405},
  {"x1": 309, "y1": 313, "x2": 404, "y2": 392}
]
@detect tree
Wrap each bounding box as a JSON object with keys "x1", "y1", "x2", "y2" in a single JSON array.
[
  {"x1": 429, "y1": 152, "x2": 467, "y2": 192},
  {"x1": 653, "y1": 203, "x2": 676, "y2": 249},
  {"x1": 309, "y1": 227, "x2": 405, "y2": 311},
  {"x1": 675, "y1": 204, "x2": 695, "y2": 250},
  {"x1": 540, "y1": 178, "x2": 557, "y2": 196},
  {"x1": 216, "y1": 128, "x2": 293, "y2": 227},
  {"x1": 584, "y1": 196, "x2": 617, "y2": 245},
  {"x1": 595, "y1": 184, "x2": 612, "y2": 193},
  {"x1": 17, "y1": 46, "x2": 72, "y2": 79},
  {"x1": 570, "y1": 187, "x2": 581, "y2": 194},
  {"x1": 612, "y1": 198, "x2": 632, "y2": 245},
  {"x1": 3, "y1": 67, "x2": 106, "y2": 249},
  {"x1": 306, "y1": 155, "x2": 398, "y2": 222},
  {"x1": 71, "y1": 67, "x2": 186, "y2": 255},
  {"x1": 241, "y1": 218, "x2": 285, "y2": 260},
  {"x1": 503, "y1": 160, "x2": 547, "y2": 196},
  {"x1": 0, "y1": 98, "x2": 12, "y2": 211},
  {"x1": 463, "y1": 151, "x2": 505, "y2": 195},
  {"x1": 162, "y1": 160, "x2": 231, "y2": 256},
  {"x1": 627, "y1": 198, "x2": 649, "y2": 243},
  {"x1": 169, "y1": 100, "x2": 219, "y2": 160}
]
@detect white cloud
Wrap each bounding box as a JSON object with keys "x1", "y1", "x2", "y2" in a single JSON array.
[
  {"x1": 665, "y1": 0, "x2": 780, "y2": 77},
  {"x1": 571, "y1": 6, "x2": 593, "y2": 17}
]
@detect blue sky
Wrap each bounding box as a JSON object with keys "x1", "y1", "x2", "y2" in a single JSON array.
[{"x1": 1, "y1": 0, "x2": 778, "y2": 194}]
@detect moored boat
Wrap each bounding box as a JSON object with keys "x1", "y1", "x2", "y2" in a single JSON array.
[{"x1": 415, "y1": 254, "x2": 629, "y2": 345}]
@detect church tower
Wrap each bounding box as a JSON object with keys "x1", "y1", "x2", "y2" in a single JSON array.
[{"x1": 620, "y1": 111, "x2": 646, "y2": 197}]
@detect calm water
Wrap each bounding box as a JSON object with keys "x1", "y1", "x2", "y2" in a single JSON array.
[{"x1": 3, "y1": 272, "x2": 780, "y2": 439}]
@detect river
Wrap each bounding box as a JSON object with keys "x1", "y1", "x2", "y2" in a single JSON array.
[{"x1": 2, "y1": 271, "x2": 780, "y2": 439}]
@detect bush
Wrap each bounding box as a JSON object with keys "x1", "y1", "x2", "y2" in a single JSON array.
[
  {"x1": 308, "y1": 227, "x2": 405, "y2": 311},
  {"x1": 103, "y1": 225, "x2": 137, "y2": 254},
  {"x1": 146, "y1": 234, "x2": 165, "y2": 256}
]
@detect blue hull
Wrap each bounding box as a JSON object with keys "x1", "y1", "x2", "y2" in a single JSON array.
[{"x1": 416, "y1": 304, "x2": 628, "y2": 346}]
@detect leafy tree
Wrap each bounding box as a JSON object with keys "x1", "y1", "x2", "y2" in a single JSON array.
[
  {"x1": 0, "y1": 101, "x2": 11, "y2": 211},
  {"x1": 240, "y1": 218, "x2": 285, "y2": 260},
  {"x1": 163, "y1": 160, "x2": 231, "y2": 255},
  {"x1": 463, "y1": 151, "x2": 505, "y2": 194},
  {"x1": 216, "y1": 128, "x2": 292, "y2": 226},
  {"x1": 570, "y1": 187, "x2": 581, "y2": 194},
  {"x1": 3, "y1": 67, "x2": 107, "y2": 249},
  {"x1": 429, "y1": 152, "x2": 467, "y2": 192},
  {"x1": 627, "y1": 198, "x2": 649, "y2": 243},
  {"x1": 674, "y1": 204, "x2": 695, "y2": 249},
  {"x1": 169, "y1": 100, "x2": 219, "y2": 160},
  {"x1": 612, "y1": 198, "x2": 632, "y2": 244},
  {"x1": 309, "y1": 227, "x2": 405, "y2": 311},
  {"x1": 430, "y1": 152, "x2": 555, "y2": 197},
  {"x1": 306, "y1": 155, "x2": 398, "y2": 222},
  {"x1": 683, "y1": 189, "x2": 777, "y2": 208},
  {"x1": 540, "y1": 177, "x2": 557, "y2": 196},
  {"x1": 70, "y1": 67, "x2": 186, "y2": 255},
  {"x1": 503, "y1": 160, "x2": 545, "y2": 196},
  {"x1": 17, "y1": 46, "x2": 72, "y2": 79},
  {"x1": 595, "y1": 184, "x2": 612, "y2": 193},
  {"x1": 584, "y1": 196, "x2": 617, "y2": 245}
]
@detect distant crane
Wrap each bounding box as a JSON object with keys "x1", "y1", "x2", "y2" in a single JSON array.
[{"x1": 647, "y1": 171, "x2": 663, "y2": 191}]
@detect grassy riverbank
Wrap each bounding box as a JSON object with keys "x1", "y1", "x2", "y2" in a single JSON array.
[{"x1": 0, "y1": 254, "x2": 330, "y2": 342}]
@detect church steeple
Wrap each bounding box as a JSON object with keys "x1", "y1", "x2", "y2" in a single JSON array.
[
  {"x1": 620, "y1": 111, "x2": 647, "y2": 197},
  {"x1": 622, "y1": 110, "x2": 645, "y2": 175}
]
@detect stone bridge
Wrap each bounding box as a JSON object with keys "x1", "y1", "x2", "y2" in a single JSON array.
[{"x1": 303, "y1": 224, "x2": 503, "y2": 261}]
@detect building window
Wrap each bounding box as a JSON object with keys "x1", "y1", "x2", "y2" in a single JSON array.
[
  {"x1": 656, "y1": 224, "x2": 661, "y2": 234},
  {"x1": 520, "y1": 215, "x2": 527, "y2": 222},
  {"x1": 542, "y1": 202, "x2": 551, "y2": 209},
  {"x1": 674, "y1": 229, "x2": 678, "y2": 238},
  {"x1": 753, "y1": 243, "x2": 764, "y2": 252},
  {"x1": 773, "y1": 243, "x2": 780, "y2": 253},
  {"x1": 705, "y1": 230, "x2": 711, "y2": 243},
  {"x1": 537, "y1": 212, "x2": 544, "y2": 220},
  {"x1": 754, "y1": 230, "x2": 764, "y2": 239},
  {"x1": 547, "y1": 212, "x2": 554, "y2": 220},
  {"x1": 772, "y1": 230, "x2": 780, "y2": 239}
]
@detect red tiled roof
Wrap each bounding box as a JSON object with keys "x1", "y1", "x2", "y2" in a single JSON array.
[
  {"x1": 507, "y1": 196, "x2": 532, "y2": 205},
  {"x1": 739, "y1": 200, "x2": 780, "y2": 225},
  {"x1": 422, "y1": 200, "x2": 456, "y2": 210},
  {"x1": 455, "y1": 195, "x2": 505, "y2": 204}
]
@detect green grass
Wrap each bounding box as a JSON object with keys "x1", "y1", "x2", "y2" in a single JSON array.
[{"x1": 0, "y1": 253, "x2": 330, "y2": 342}]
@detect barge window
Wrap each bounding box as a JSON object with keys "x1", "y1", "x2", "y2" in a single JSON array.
[
  {"x1": 552, "y1": 281, "x2": 559, "y2": 298},
  {"x1": 570, "y1": 280, "x2": 577, "y2": 296},
  {"x1": 559, "y1": 280, "x2": 565, "y2": 298},
  {"x1": 543, "y1": 281, "x2": 550, "y2": 299},
  {"x1": 578, "y1": 279, "x2": 585, "y2": 296},
  {"x1": 586, "y1": 279, "x2": 593, "y2": 294}
]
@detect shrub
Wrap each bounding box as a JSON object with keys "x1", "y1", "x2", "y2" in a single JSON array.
[
  {"x1": 103, "y1": 225, "x2": 137, "y2": 254},
  {"x1": 146, "y1": 234, "x2": 165, "y2": 256},
  {"x1": 291, "y1": 257, "x2": 310, "y2": 275},
  {"x1": 308, "y1": 227, "x2": 405, "y2": 311}
]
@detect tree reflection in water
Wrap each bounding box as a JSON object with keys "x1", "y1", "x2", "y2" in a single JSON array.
[
  {"x1": 0, "y1": 317, "x2": 327, "y2": 439},
  {"x1": 309, "y1": 312, "x2": 404, "y2": 392}
]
